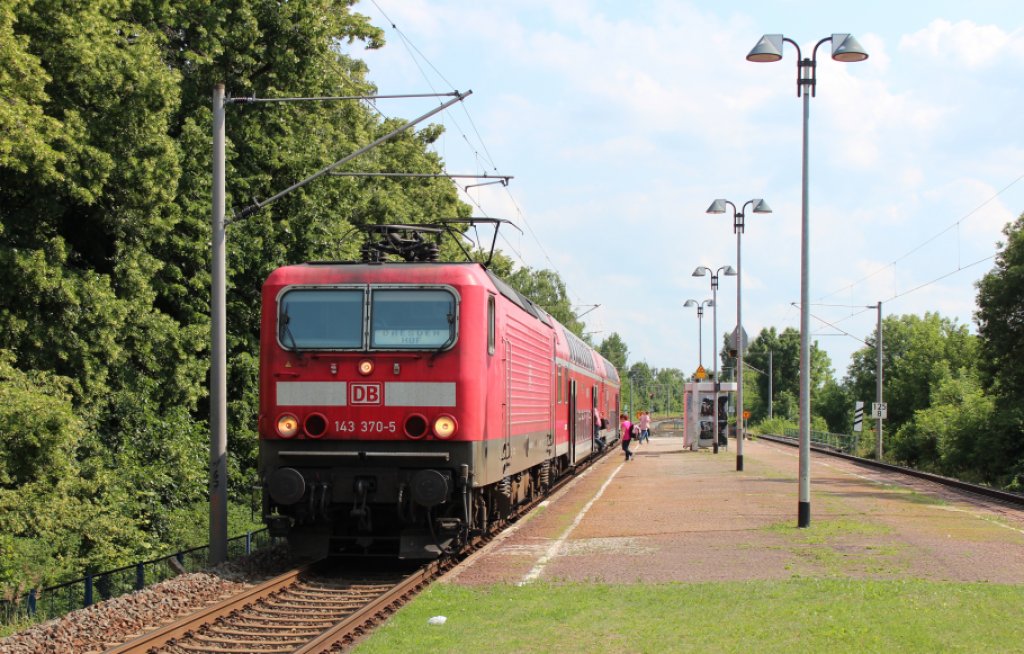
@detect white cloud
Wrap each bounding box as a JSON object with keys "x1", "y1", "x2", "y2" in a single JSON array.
[
  {"x1": 351, "y1": 1, "x2": 1024, "y2": 373},
  {"x1": 900, "y1": 19, "x2": 1023, "y2": 68}
]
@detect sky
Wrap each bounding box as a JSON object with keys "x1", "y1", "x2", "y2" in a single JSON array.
[{"x1": 348, "y1": 0, "x2": 1024, "y2": 380}]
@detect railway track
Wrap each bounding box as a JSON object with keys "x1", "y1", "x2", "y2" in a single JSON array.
[
  {"x1": 758, "y1": 432, "x2": 1024, "y2": 508},
  {"x1": 101, "y1": 446, "x2": 614, "y2": 654},
  {"x1": 105, "y1": 561, "x2": 436, "y2": 654},
  {"x1": 102, "y1": 561, "x2": 423, "y2": 653}
]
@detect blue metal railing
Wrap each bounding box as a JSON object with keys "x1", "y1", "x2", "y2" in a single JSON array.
[{"x1": 0, "y1": 529, "x2": 272, "y2": 629}]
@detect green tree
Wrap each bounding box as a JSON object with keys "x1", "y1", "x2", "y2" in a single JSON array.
[
  {"x1": 815, "y1": 378, "x2": 854, "y2": 436},
  {"x1": 891, "y1": 367, "x2": 994, "y2": 480},
  {"x1": 744, "y1": 327, "x2": 832, "y2": 423},
  {"x1": 598, "y1": 333, "x2": 629, "y2": 372},
  {"x1": 625, "y1": 362, "x2": 655, "y2": 413},
  {"x1": 0, "y1": 0, "x2": 476, "y2": 593},
  {"x1": 974, "y1": 213, "x2": 1024, "y2": 488},
  {"x1": 653, "y1": 367, "x2": 685, "y2": 414},
  {"x1": 506, "y1": 267, "x2": 584, "y2": 336},
  {"x1": 844, "y1": 313, "x2": 977, "y2": 437}
]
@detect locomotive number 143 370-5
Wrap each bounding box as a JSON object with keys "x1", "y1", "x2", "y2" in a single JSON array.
[{"x1": 334, "y1": 420, "x2": 398, "y2": 434}]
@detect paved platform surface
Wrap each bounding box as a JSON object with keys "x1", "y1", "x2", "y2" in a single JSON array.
[{"x1": 443, "y1": 436, "x2": 1024, "y2": 586}]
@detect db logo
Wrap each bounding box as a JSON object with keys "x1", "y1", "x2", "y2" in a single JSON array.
[{"x1": 350, "y1": 382, "x2": 382, "y2": 405}]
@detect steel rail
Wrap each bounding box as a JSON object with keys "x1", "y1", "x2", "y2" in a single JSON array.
[
  {"x1": 758, "y1": 433, "x2": 1024, "y2": 507},
  {"x1": 293, "y1": 561, "x2": 444, "y2": 653},
  {"x1": 103, "y1": 445, "x2": 614, "y2": 653},
  {"x1": 103, "y1": 565, "x2": 311, "y2": 653}
]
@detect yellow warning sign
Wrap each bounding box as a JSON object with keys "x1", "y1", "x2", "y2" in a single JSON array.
[{"x1": 694, "y1": 365, "x2": 707, "y2": 380}]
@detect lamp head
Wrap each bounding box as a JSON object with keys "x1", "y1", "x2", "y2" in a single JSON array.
[
  {"x1": 831, "y1": 33, "x2": 869, "y2": 62},
  {"x1": 684, "y1": 299, "x2": 697, "y2": 307},
  {"x1": 722, "y1": 265, "x2": 738, "y2": 276},
  {"x1": 706, "y1": 199, "x2": 728, "y2": 214},
  {"x1": 752, "y1": 198, "x2": 772, "y2": 214},
  {"x1": 747, "y1": 34, "x2": 784, "y2": 62},
  {"x1": 692, "y1": 267, "x2": 708, "y2": 277}
]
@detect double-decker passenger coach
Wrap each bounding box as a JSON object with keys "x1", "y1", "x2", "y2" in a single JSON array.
[{"x1": 259, "y1": 223, "x2": 620, "y2": 559}]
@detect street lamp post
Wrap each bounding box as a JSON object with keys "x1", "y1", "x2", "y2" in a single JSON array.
[
  {"x1": 693, "y1": 265, "x2": 736, "y2": 454},
  {"x1": 747, "y1": 33, "x2": 868, "y2": 527},
  {"x1": 707, "y1": 198, "x2": 772, "y2": 472},
  {"x1": 683, "y1": 298, "x2": 714, "y2": 368}
]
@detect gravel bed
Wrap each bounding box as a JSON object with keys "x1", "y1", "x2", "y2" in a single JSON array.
[{"x1": 0, "y1": 545, "x2": 295, "y2": 654}]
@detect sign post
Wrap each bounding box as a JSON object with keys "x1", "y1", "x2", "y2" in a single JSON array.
[{"x1": 853, "y1": 400, "x2": 864, "y2": 433}]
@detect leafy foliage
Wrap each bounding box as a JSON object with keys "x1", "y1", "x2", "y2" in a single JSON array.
[
  {"x1": 974, "y1": 213, "x2": 1024, "y2": 488},
  {"x1": 598, "y1": 333, "x2": 629, "y2": 371},
  {"x1": 844, "y1": 312, "x2": 976, "y2": 434},
  {"x1": 0, "y1": 0, "x2": 474, "y2": 594},
  {"x1": 890, "y1": 368, "x2": 994, "y2": 479},
  {"x1": 743, "y1": 327, "x2": 832, "y2": 423}
]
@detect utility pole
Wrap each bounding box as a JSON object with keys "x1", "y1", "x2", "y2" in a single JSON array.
[
  {"x1": 210, "y1": 84, "x2": 228, "y2": 566},
  {"x1": 874, "y1": 301, "x2": 883, "y2": 460}
]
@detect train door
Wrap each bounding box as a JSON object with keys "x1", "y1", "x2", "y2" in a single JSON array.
[
  {"x1": 549, "y1": 337, "x2": 556, "y2": 456},
  {"x1": 568, "y1": 378, "x2": 577, "y2": 463},
  {"x1": 501, "y1": 337, "x2": 512, "y2": 475}
]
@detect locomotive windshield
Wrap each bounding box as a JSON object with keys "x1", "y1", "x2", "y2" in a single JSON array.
[
  {"x1": 278, "y1": 289, "x2": 364, "y2": 349},
  {"x1": 370, "y1": 289, "x2": 455, "y2": 349},
  {"x1": 276, "y1": 286, "x2": 457, "y2": 351}
]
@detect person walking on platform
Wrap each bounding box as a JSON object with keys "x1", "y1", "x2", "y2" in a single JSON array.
[
  {"x1": 619, "y1": 413, "x2": 634, "y2": 461},
  {"x1": 638, "y1": 411, "x2": 651, "y2": 444},
  {"x1": 594, "y1": 407, "x2": 607, "y2": 452}
]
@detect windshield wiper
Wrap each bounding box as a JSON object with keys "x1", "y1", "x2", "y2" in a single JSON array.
[
  {"x1": 280, "y1": 306, "x2": 302, "y2": 356},
  {"x1": 430, "y1": 305, "x2": 456, "y2": 359}
]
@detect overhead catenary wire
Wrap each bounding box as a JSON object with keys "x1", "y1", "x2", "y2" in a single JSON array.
[
  {"x1": 798, "y1": 253, "x2": 994, "y2": 346},
  {"x1": 817, "y1": 172, "x2": 1024, "y2": 303},
  {"x1": 789, "y1": 171, "x2": 1023, "y2": 350},
  {"x1": 365, "y1": 1, "x2": 592, "y2": 315}
]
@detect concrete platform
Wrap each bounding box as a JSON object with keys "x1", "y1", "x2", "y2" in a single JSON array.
[{"x1": 443, "y1": 436, "x2": 1024, "y2": 586}]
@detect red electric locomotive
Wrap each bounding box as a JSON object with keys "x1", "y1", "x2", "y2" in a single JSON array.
[{"x1": 259, "y1": 223, "x2": 620, "y2": 559}]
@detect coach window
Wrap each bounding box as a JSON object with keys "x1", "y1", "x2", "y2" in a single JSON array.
[
  {"x1": 279, "y1": 289, "x2": 363, "y2": 349},
  {"x1": 557, "y1": 366, "x2": 563, "y2": 403},
  {"x1": 487, "y1": 295, "x2": 495, "y2": 355}
]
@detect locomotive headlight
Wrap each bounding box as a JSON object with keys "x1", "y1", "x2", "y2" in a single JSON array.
[
  {"x1": 276, "y1": 414, "x2": 300, "y2": 439},
  {"x1": 358, "y1": 359, "x2": 374, "y2": 376},
  {"x1": 432, "y1": 414, "x2": 458, "y2": 439}
]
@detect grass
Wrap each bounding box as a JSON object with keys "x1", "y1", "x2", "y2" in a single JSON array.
[
  {"x1": 764, "y1": 517, "x2": 891, "y2": 543},
  {"x1": 877, "y1": 484, "x2": 950, "y2": 506},
  {"x1": 759, "y1": 516, "x2": 908, "y2": 577},
  {"x1": 352, "y1": 579, "x2": 1024, "y2": 653}
]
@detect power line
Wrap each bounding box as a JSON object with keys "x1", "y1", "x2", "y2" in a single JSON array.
[
  {"x1": 800, "y1": 254, "x2": 994, "y2": 348},
  {"x1": 887, "y1": 254, "x2": 993, "y2": 302},
  {"x1": 817, "y1": 172, "x2": 1023, "y2": 302},
  {"x1": 366, "y1": 2, "x2": 583, "y2": 307}
]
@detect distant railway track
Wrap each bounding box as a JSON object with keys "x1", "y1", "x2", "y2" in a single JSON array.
[
  {"x1": 103, "y1": 442, "x2": 614, "y2": 653},
  {"x1": 758, "y1": 432, "x2": 1024, "y2": 508}
]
